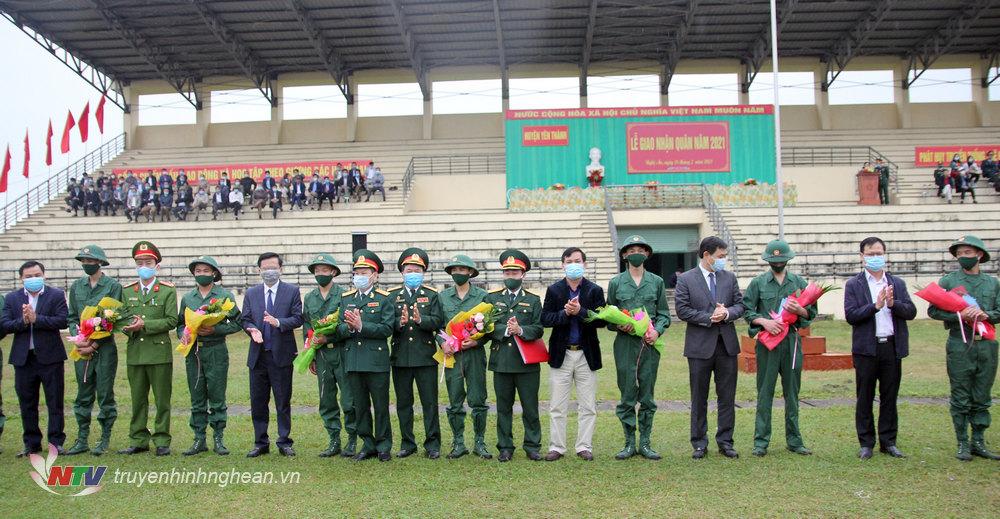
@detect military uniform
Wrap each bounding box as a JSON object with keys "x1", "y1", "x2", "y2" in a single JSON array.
[
  {"x1": 485, "y1": 249, "x2": 544, "y2": 460},
  {"x1": 606, "y1": 235, "x2": 671, "y2": 460},
  {"x1": 302, "y1": 253, "x2": 355, "y2": 457},
  {"x1": 334, "y1": 250, "x2": 396, "y2": 460},
  {"x1": 439, "y1": 255, "x2": 491, "y2": 459},
  {"x1": 927, "y1": 235, "x2": 1000, "y2": 461},
  {"x1": 876, "y1": 160, "x2": 891, "y2": 205},
  {"x1": 389, "y1": 248, "x2": 444, "y2": 457},
  {"x1": 176, "y1": 256, "x2": 242, "y2": 455},
  {"x1": 742, "y1": 240, "x2": 817, "y2": 456},
  {"x1": 65, "y1": 245, "x2": 122, "y2": 456},
  {"x1": 119, "y1": 241, "x2": 178, "y2": 454}
]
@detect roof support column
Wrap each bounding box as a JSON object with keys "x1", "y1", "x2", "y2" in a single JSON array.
[
  {"x1": 814, "y1": 65, "x2": 831, "y2": 130},
  {"x1": 195, "y1": 87, "x2": 211, "y2": 146},
  {"x1": 346, "y1": 77, "x2": 358, "y2": 142},
  {"x1": 974, "y1": 55, "x2": 993, "y2": 126},
  {"x1": 893, "y1": 60, "x2": 911, "y2": 128},
  {"x1": 423, "y1": 82, "x2": 432, "y2": 140},
  {"x1": 270, "y1": 79, "x2": 283, "y2": 144}
]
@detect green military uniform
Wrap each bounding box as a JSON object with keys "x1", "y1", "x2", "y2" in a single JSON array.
[
  {"x1": 119, "y1": 241, "x2": 178, "y2": 454},
  {"x1": 742, "y1": 240, "x2": 817, "y2": 456},
  {"x1": 876, "y1": 160, "x2": 891, "y2": 205},
  {"x1": 927, "y1": 235, "x2": 1000, "y2": 461},
  {"x1": 606, "y1": 235, "x2": 671, "y2": 460},
  {"x1": 439, "y1": 255, "x2": 491, "y2": 459},
  {"x1": 176, "y1": 256, "x2": 242, "y2": 455},
  {"x1": 389, "y1": 248, "x2": 444, "y2": 457},
  {"x1": 302, "y1": 253, "x2": 355, "y2": 457},
  {"x1": 334, "y1": 250, "x2": 396, "y2": 459},
  {"x1": 485, "y1": 249, "x2": 544, "y2": 460},
  {"x1": 65, "y1": 245, "x2": 122, "y2": 456}
]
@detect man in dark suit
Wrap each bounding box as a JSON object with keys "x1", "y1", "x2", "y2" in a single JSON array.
[
  {"x1": 674, "y1": 236, "x2": 745, "y2": 459},
  {"x1": 241, "y1": 252, "x2": 303, "y2": 458},
  {"x1": 844, "y1": 236, "x2": 916, "y2": 460},
  {"x1": 1, "y1": 261, "x2": 69, "y2": 456},
  {"x1": 540, "y1": 247, "x2": 605, "y2": 461}
]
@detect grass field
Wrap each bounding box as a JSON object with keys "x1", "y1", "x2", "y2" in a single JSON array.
[{"x1": 0, "y1": 320, "x2": 997, "y2": 518}]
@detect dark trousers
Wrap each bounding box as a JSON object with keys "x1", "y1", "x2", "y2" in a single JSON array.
[
  {"x1": 14, "y1": 352, "x2": 66, "y2": 449},
  {"x1": 392, "y1": 365, "x2": 441, "y2": 452},
  {"x1": 349, "y1": 370, "x2": 392, "y2": 454},
  {"x1": 854, "y1": 337, "x2": 902, "y2": 448},
  {"x1": 688, "y1": 338, "x2": 737, "y2": 449},
  {"x1": 249, "y1": 350, "x2": 293, "y2": 448}
]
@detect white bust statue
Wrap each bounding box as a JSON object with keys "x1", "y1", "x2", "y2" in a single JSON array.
[{"x1": 587, "y1": 147, "x2": 605, "y2": 185}]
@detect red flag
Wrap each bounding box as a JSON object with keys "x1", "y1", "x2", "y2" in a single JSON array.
[
  {"x1": 96, "y1": 95, "x2": 106, "y2": 134},
  {"x1": 61, "y1": 110, "x2": 75, "y2": 154},
  {"x1": 22, "y1": 130, "x2": 29, "y2": 178},
  {"x1": 79, "y1": 102, "x2": 90, "y2": 143},
  {"x1": 45, "y1": 120, "x2": 53, "y2": 166},
  {"x1": 0, "y1": 145, "x2": 10, "y2": 193}
]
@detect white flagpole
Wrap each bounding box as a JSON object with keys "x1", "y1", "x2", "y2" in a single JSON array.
[{"x1": 770, "y1": 0, "x2": 784, "y2": 240}]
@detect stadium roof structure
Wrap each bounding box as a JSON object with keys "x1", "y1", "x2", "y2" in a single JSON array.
[{"x1": 2, "y1": 0, "x2": 999, "y2": 113}]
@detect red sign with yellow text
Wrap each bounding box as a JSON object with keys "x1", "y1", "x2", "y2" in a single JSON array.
[
  {"x1": 626, "y1": 122, "x2": 730, "y2": 174},
  {"x1": 521, "y1": 125, "x2": 569, "y2": 146},
  {"x1": 112, "y1": 160, "x2": 368, "y2": 184},
  {"x1": 914, "y1": 145, "x2": 998, "y2": 167}
]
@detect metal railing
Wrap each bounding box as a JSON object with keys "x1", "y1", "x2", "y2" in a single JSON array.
[
  {"x1": 781, "y1": 145, "x2": 899, "y2": 197},
  {"x1": 2, "y1": 133, "x2": 126, "y2": 232},
  {"x1": 603, "y1": 188, "x2": 619, "y2": 261},
  {"x1": 701, "y1": 185, "x2": 739, "y2": 275},
  {"x1": 402, "y1": 153, "x2": 506, "y2": 202}
]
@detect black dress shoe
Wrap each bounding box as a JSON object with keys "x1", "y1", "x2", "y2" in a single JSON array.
[
  {"x1": 378, "y1": 452, "x2": 391, "y2": 462},
  {"x1": 155, "y1": 447, "x2": 171, "y2": 456},
  {"x1": 246, "y1": 446, "x2": 270, "y2": 458},
  {"x1": 498, "y1": 450, "x2": 513, "y2": 462},
  {"x1": 16, "y1": 447, "x2": 42, "y2": 458},
  {"x1": 720, "y1": 446, "x2": 739, "y2": 459},
  {"x1": 526, "y1": 451, "x2": 542, "y2": 461},
  {"x1": 118, "y1": 446, "x2": 150, "y2": 455},
  {"x1": 859, "y1": 446, "x2": 874, "y2": 460},
  {"x1": 692, "y1": 447, "x2": 707, "y2": 459},
  {"x1": 426, "y1": 450, "x2": 440, "y2": 459},
  {"x1": 278, "y1": 446, "x2": 295, "y2": 457},
  {"x1": 880, "y1": 445, "x2": 905, "y2": 458},
  {"x1": 351, "y1": 451, "x2": 376, "y2": 462},
  {"x1": 397, "y1": 448, "x2": 416, "y2": 458}
]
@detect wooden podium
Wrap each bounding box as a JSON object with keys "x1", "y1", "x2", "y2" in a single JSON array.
[
  {"x1": 738, "y1": 328, "x2": 853, "y2": 373},
  {"x1": 856, "y1": 170, "x2": 880, "y2": 205}
]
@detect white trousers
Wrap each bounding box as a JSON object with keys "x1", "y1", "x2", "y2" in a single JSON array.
[{"x1": 547, "y1": 349, "x2": 598, "y2": 454}]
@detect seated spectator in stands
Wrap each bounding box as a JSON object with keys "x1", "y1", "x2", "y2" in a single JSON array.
[
  {"x1": 261, "y1": 170, "x2": 276, "y2": 191},
  {"x1": 113, "y1": 184, "x2": 126, "y2": 214},
  {"x1": 365, "y1": 166, "x2": 385, "y2": 202},
  {"x1": 268, "y1": 187, "x2": 283, "y2": 219},
  {"x1": 158, "y1": 169, "x2": 173, "y2": 192},
  {"x1": 192, "y1": 188, "x2": 210, "y2": 221},
  {"x1": 125, "y1": 185, "x2": 141, "y2": 222},
  {"x1": 218, "y1": 172, "x2": 232, "y2": 191},
  {"x1": 251, "y1": 186, "x2": 269, "y2": 219},
  {"x1": 955, "y1": 169, "x2": 977, "y2": 204},
  {"x1": 99, "y1": 185, "x2": 115, "y2": 216},
  {"x1": 124, "y1": 170, "x2": 138, "y2": 189},
  {"x1": 228, "y1": 185, "x2": 244, "y2": 221},
  {"x1": 332, "y1": 165, "x2": 346, "y2": 203},
  {"x1": 197, "y1": 174, "x2": 209, "y2": 193},
  {"x1": 860, "y1": 161, "x2": 874, "y2": 173},
  {"x1": 348, "y1": 162, "x2": 364, "y2": 201},
  {"x1": 281, "y1": 173, "x2": 292, "y2": 189},
  {"x1": 64, "y1": 179, "x2": 83, "y2": 216},
  {"x1": 290, "y1": 177, "x2": 307, "y2": 210},
  {"x1": 211, "y1": 187, "x2": 226, "y2": 220},
  {"x1": 81, "y1": 172, "x2": 93, "y2": 189},
  {"x1": 158, "y1": 189, "x2": 174, "y2": 222},
  {"x1": 240, "y1": 172, "x2": 257, "y2": 196},
  {"x1": 982, "y1": 151, "x2": 998, "y2": 182},
  {"x1": 144, "y1": 170, "x2": 158, "y2": 193},
  {"x1": 84, "y1": 186, "x2": 101, "y2": 217},
  {"x1": 176, "y1": 169, "x2": 189, "y2": 187},
  {"x1": 95, "y1": 170, "x2": 109, "y2": 190},
  {"x1": 307, "y1": 172, "x2": 321, "y2": 208},
  {"x1": 173, "y1": 185, "x2": 194, "y2": 221},
  {"x1": 933, "y1": 162, "x2": 948, "y2": 198},
  {"x1": 365, "y1": 161, "x2": 376, "y2": 179},
  {"x1": 965, "y1": 155, "x2": 981, "y2": 185}
]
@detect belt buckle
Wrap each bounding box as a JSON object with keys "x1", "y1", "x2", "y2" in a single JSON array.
[
  {"x1": 567, "y1": 344, "x2": 581, "y2": 351},
  {"x1": 876, "y1": 337, "x2": 889, "y2": 343}
]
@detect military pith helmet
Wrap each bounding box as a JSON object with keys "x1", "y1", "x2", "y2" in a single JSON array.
[
  {"x1": 949, "y1": 235, "x2": 991, "y2": 263},
  {"x1": 761, "y1": 239, "x2": 795, "y2": 263},
  {"x1": 132, "y1": 241, "x2": 162, "y2": 263},
  {"x1": 445, "y1": 254, "x2": 479, "y2": 278},
  {"x1": 188, "y1": 255, "x2": 222, "y2": 282},
  {"x1": 352, "y1": 249, "x2": 384, "y2": 273},
  {"x1": 619, "y1": 234, "x2": 653, "y2": 256},
  {"x1": 499, "y1": 249, "x2": 530, "y2": 272},
  {"x1": 308, "y1": 253, "x2": 341, "y2": 276},
  {"x1": 75, "y1": 244, "x2": 110, "y2": 266},
  {"x1": 397, "y1": 247, "x2": 429, "y2": 272}
]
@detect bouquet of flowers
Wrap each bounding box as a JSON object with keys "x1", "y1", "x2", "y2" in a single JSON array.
[
  {"x1": 177, "y1": 298, "x2": 236, "y2": 357},
  {"x1": 584, "y1": 305, "x2": 665, "y2": 354},
  {"x1": 67, "y1": 297, "x2": 124, "y2": 362},
  {"x1": 915, "y1": 282, "x2": 995, "y2": 342},
  {"x1": 757, "y1": 283, "x2": 838, "y2": 350},
  {"x1": 293, "y1": 312, "x2": 340, "y2": 374},
  {"x1": 587, "y1": 166, "x2": 604, "y2": 187},
  {"x1": 433, "y1": 302, "x2": 499, "y2": 369}
]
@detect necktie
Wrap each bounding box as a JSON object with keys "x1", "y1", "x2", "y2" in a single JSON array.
[
  {"x1": 264, "y1": 288, "x2": 274, "y2": 351},
  {"x1": 708, "y1": 273, "x2": 717, "y2": 303},
  {"x1": 509, "y1": 291, "x2": 516, "y2": 305}
]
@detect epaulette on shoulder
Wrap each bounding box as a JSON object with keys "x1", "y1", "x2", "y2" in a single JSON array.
[
  {"x1": 124, "y1": 281, "x2": 138, "y2": 288},
  {"x1": 375, "y1": 288, "x2": 391, "y2": 296},
  {"x1": 342, "y1": 289, "x2": 357, "y2": 297},
  {"x1": 158, "y1": 280, "x2": 175, "y2": 287},
  {"x1": 489, "y1": 287, "x2": 505, "y2": 294},
  {"x1": 387, "y1": 285, "x2": 404, "y2": 293},
  {"x1": 422, "y1": 285, "x2": 438, "y2": 293},
  {"x1": 524, "y1": 289, "x2": 542, "y2": 297}
]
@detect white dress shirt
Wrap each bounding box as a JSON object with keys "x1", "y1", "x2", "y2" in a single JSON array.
[
  {"x1": 865, "y1": 271, "x2": 894, "y2": 338},
  {"x1": 25, "y1": 286, "x2": 44, "y2": 350}
]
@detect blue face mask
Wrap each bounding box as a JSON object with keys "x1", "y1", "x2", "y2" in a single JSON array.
[
  {"x1": 352, "y1": 274, "x2": 371, "y2": 291},
  {"x1": 564, "y1": 263, "x2": 585, "y2": 280},
  {"x1": 136, "y1": 266, "x2": 157, "y2": 281},
  {"x1": 712, "y1": 258, "x2": 727, "y2": 272},
  {"x1": 403, "y1": 272, "x2": 424, "y2": 289},
  {"x1": 864, "y1": 255, "x2": 886, "y2": 272},
  {"x1": 23, "y1": 277, "x2": 44, "y2": 293}
]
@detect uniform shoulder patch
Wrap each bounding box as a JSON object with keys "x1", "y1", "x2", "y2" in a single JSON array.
[
  {"x1": 387, "y1": 285, "x2": 404, "y2": 293},
  {"x1": 123, "y1": 281, "x2": 138, "y2": 288},
  {"x1": 342, "y1": 289, "x2": 358, "y2": 297},
  {"x1": 158, "y1": 280, "x2": 175, "y2": 287},
  {"x1": 422, "y1": 286, "x2": 438, "y2": 293},
  {"x1": 524, "y1": 289, "x2": 542, "y2": 297},
  {"x1": 375, "y1": 288, "x2": 391, "y2": 296},
  {"x1": 489, "y1": 287, "x2": 505, "y2": 294}
]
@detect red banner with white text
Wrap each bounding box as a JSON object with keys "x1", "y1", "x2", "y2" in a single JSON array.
[
  {"x1": 626, "y1": 121, "x2": 731, "y2": 173},
  {"x1": 914, "y1": 145, "x2": 999, "y2": 167},
  {"x1": 112, "y1": 160, "x2": 369, "y2": 184}
]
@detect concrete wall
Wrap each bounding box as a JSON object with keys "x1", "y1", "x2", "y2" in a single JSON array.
[
  {"x1": 280, "y1": 119, "x2": 348, "y2": 143},
  {"x1": 432, "y1": 113, "x2": 504, "y2": 139},
  {"x1": 356, "y1": 115, "x2": 423, "y2": 141},
  {"x1": 910, "y1": 102, "x2": 978, "y2": 128},
  {"x1": 785, "y1": 166, "x2": 859, "y2": 204},
  {"x1": 133, "y1": 125, "x2": 203, "y2": 149},
  {"x1": 407, "y1": 174, "x2": 507, "y2": 211},
  {"x1": 613, "y1": 208, "x2": 711, "y2": 238},
  {"x1": 207, "y1": 122, "x2": 270, "y2": 147}
]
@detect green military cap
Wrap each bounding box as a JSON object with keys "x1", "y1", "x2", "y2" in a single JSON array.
[
  {"x1": 75, "y1": 244, "x2": 110, "y2": 266},
  {"x1": 499, "y1": 249, "x2": 530, "y2": 272},
  {"x1": 445, "y1": 254, "x2": 479, "y2": 278},
  {"x1": 188, "y1": 255, "x2": 222, "y2": 282},
  {"x1": 949, "y1": 234, "x2": 991, "y2": 263},
  {"x1": 761, "y1": 239, "x2": 796, "y2": 263},
  {"x1": 132, "y1": 240, "x2": 162, "y2": 263},
  {"x1": 352, "y1": 249, "x2": 384, "y2": 273},
  {"x1": 397, "y1": 247, "x2": 429, "y2": 271},
  {"x1": 308, "y1": 253, "x2": 341, "y2": 276},
  {"x1": 619, "y1": 234, "x2": 653, "y2": 256}
]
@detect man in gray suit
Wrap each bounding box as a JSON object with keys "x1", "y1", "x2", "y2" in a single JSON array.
[{"x1": 674, "y1": 237, "x2": 745, "y2": 459}]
